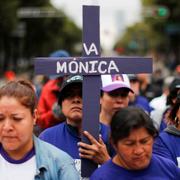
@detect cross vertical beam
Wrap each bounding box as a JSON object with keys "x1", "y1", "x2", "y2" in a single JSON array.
[{"x1": 81, "y1": 6, "x2": 100, "y2": 177}]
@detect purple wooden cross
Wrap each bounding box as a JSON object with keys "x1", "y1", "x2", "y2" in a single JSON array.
[{"x1": 35, "y1": 5, "x2": 152, "y2": 177}]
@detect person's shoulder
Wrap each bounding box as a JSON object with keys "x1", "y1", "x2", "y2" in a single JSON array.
[
  {"x1": 135, "y1": 95, "x2": 148, "y2": 103},
  {"x1": 42, "y1": 122, "x2": 65, "y2": 133},
  {"x1": 137, "y1": 96, "x2": 151, "y2": 107},
  {"x1": 158, "y1": 129, "x2": 176, "y2": 141},
  {"x1": 135, "y1": 96, "x2": 152, "y2": 113},
  {"x1": 153, "y1": 131, "x2": 172, "y2": 155},
  {"x1": 36, "y1": 137, "x2": 74, "y2": 163},
  {"x1": 39, "y1": 122, "x2": 65, "y2": 137},
  {"x1": 152, "y1": 154, "x2": 176, "y2": 167},
  {"x1": 99, "y1": 123, "x2": 110, "y2": 137},
  {"x1": 100, "y1": 122, "x2": 110, "y2": 130},
  {"x1": 154, "y1": 131, "x2": 167, "y2": 145},
  {"x1": 95, "y1": 159, "x2": 112, "y2": 172},
  {"x1": 158, "y1": 130, "x2": 169, "y2": 138},
  {"x1": 90, "y1": 160, "x2": 112, "y2": 179}
]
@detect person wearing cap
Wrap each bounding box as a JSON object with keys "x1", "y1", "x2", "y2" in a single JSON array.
[
  {"x1": 128, "y1": 74, "x2": 152, "y2": 114},
  {"x1": 153, "y1": 92, "x2": 180, "y2": 167},
  {"x1": 37, "y1": 50, "x2": 69, "y2": 131},
  {"x1": 90, "y1": 107, "x2": 180, "y2": 180},
  {"x1": 100, "y1": 74, "x2": 133, "y2": 126},
  {"x1": 39, "y1": 75, "x2": 111, "y2": 176}
]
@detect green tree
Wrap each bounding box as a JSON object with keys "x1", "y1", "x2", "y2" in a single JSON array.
[
  {"x1": 0, "y1": 0, "x2": 19, "y2": 72},
  {"x1": 0, "y1": 0, "x2": 81, "y2": 73},
  {"x1": 18, "y1": 0, "x2": 81, "y2": 57},
  {"x1": 115, "y1": 0, "x2": 180, "y2": 67},
  {"x1": 114, "y1": 22, "x2": 165, "y2": 55},
  {"x1": 142, "y1": 0, "x2": 180, "y2": 66}
]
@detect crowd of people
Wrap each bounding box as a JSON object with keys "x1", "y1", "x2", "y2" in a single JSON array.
[{"x1": 0, "y1": 49, "x2": 180, "y2": 179}]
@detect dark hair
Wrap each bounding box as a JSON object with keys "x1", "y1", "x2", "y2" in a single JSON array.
[
  {"x1": 167, "y1": 88, "x2": 179, "y2": 106},
  {"x1": 169, "y1": 93, "x2": 180, "y2": 126},
  {"x1": 167, "y1": 78, "x2": 180, "y2": 106},
  {"x1": 100, "y1": 90, "x2": 104, "y2": 97},
  {"x1": 58, "y1": 83, "x2": 82, "y2": 105},
  {"x1": 110, "y1": 107, "x2": 158, "y2": 144},
  {"x1": 58, "y1": 75, "x2": 82, "y2": 105},
  {"x1": 0, "y1": 80, "x2": 37, "y2": 114}
]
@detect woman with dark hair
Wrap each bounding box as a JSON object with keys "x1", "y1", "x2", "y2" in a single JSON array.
[
  {"x1": 90, "y1": 107, "x2": 180, "y2": 179},
  {"x1": 153, "y1": 92, "x2": 180, "y2": 167}
]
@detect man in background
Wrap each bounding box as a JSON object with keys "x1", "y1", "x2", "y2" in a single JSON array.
[{"x1": 37, "y1": 50, "x2": 69, "y2": 130}]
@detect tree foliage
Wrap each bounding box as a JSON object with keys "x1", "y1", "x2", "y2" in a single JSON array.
[
  {"x1": 0, "y1": 0, "x2": 81, "y2": 73},
  {"x1": 114, "y1": 22, "x2": 167, "y2": 55},
  {"x1": 115, "y1": 0, "x2": 180, "y2": 66},
  {"x1": 0, "y1": 0, "x2": 19, "y2": 35}
]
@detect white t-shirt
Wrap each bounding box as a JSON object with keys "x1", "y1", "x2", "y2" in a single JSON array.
[{"x1": 0, "y1": 150, "x2": 36, "y2": 180}]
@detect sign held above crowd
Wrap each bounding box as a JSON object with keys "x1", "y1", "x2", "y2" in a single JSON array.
[
  {"x1": 34, "y1": 5, "x2": 152, "y2": 178},
  {"x1": 35, "y1": 56, "x2": 152, "y2": 75}
]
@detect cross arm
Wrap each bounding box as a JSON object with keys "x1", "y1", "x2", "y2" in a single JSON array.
[{"x1": 34, "y1": 56, "x2": 152, "y2": 76}]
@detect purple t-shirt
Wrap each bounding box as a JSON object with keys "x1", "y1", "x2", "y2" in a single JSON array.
[
  {"x1": 39, "y1": 122, "x2": 110, "y2": 159},
  {"x1": 90, "y1": 154, "x2": 180, "y2": 180},
  {"x1": 153, "y1": 130, "x2": 180, "y2": 166}
]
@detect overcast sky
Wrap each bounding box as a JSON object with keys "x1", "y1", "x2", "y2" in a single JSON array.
[{"x1": 51, "y1": 0, "x2": 142, "y2": 50}]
